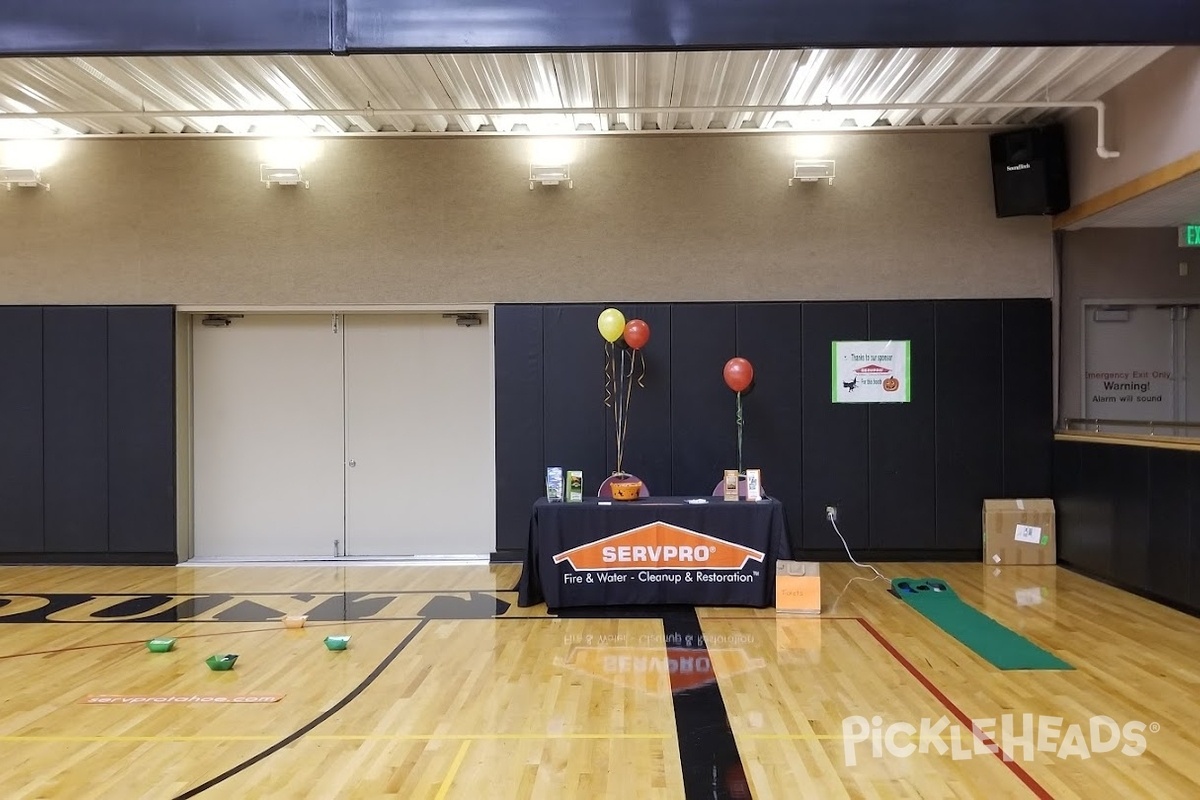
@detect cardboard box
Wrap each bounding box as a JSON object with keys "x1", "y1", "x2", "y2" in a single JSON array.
[
  {"x1": 982, "y1": 498, "x2": 1056, "y2": 566},
  {"x1": 776, "y1": 561, "x2": 821, "y2": 614}
]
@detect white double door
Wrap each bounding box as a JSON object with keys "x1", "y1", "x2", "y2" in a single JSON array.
[{"x1": 192, "y1": 313, "x2": 494, "y2": 558}]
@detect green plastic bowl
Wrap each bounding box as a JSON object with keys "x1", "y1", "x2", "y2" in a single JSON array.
[
  {"x1": 205, "y1": 654, "x2": 238, "y2": 671},
  {"x1": 324, "y1": 635, "x2": 351, "y2": 651},
  {"x1": 146, "y1": 638, "x2": 176, "y2": 653}
]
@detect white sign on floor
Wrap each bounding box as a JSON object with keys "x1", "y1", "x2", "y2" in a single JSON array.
[{"x1": 832, "y1": 340, "x2": 911, "y2": 403}]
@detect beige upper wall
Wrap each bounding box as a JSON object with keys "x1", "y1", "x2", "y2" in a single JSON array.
[
  {"x1": 1066, "y1": 47, "x2": 1200, "y2": 205},
  {"x1": 0, "y1": 132, "x2": 1051, "y2": 305},
  {"x1": 1059, "y1": 227, "x2": 1200, "y2": 418}
]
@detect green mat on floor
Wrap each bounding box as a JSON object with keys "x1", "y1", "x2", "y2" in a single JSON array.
[{"x1": 890, "y1": 577, "x2": 1072, "y2": 671}]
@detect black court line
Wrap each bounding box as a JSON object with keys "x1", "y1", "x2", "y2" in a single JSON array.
[
  {"x1": 558, "y1": 605, "x2": 751, "y2": 799},
  {"x1": 663, "y1": 609, "x2": 753, "y2": 800},
  {"x1": 171, "y1": 618, "x2": 430, "y2": 800}
]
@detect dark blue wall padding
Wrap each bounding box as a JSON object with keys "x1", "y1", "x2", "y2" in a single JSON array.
[
  {"x1": 1055, "y1": 437, "x2": 1200, "y2": 616},
  {"x1": 347, "y1": 0, "x2": 1200, "y2": 51},
  {"x1": 736, "y1": 303, "x2": 803, "y2": 536},
  {"x1": 493, "y1": 305, "x2": 545, "y2": 553},
  {"x1": 107, "y1": 307, "x2": 176, "y2": 554},
  {"x1": 1077, "y1": 441, "x2": 1120, "y2": 576},
  {"x1": 542, "y1": 304, "x2": 609, "y2": 498},
  {"x1": 1052, "y1": 440, "x2": 1086, "y2": 568},
  {"x1": 867, "y1": 301, "x2": 936, "y2": 550},
  {"x1": 801, "y1": 302, "x2": 870, "y2": 551},
  {"x1": 2, "y1": 305, "x2": 177, "y2": 563},
  {"x1": 0, "y1": 307, "x2": 45, "y2": 553},
  {"x1": 1190, "y1": 458, "x2": 1200, "y2": 611},
  {"x1": 495, "y1": 299, "x2": 1053, "y2": 558},
  {"x1": 933, "y1": 300, "x2": 1003, "y2": 550},
  {"x1": 42, "y1": 307, "x2": 110, "y2": 553},
  {"x1": 1001, "y1": 299, "x2": 1054, "y2": 498},
  {"x1": 1110, "y1": 445, "x2": 1151, "y2": 591},
  {"x1": 1147, "y1": 449, "x2": 1190, "y2": 604},
  {"x1": 670, "y1": 304, "x2": 738, "y2": 500}
]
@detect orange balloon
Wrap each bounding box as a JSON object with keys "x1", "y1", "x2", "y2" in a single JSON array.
[
  {"x1": 723, "y1": 357, "x2": 754, "y2": 392},
  {"x1": 623, "y1": 319, "x2": 650, "y2": 350}
]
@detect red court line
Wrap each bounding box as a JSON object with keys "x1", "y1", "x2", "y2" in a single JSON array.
[
  {"x1": 854, "y1": 617, "x2": 1054, "y2": 800},
  {"x1": 702, "y1": 615, "x2": 858, "y2": 621}
]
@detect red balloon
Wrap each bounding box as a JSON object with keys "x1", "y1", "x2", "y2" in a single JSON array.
[
  {"x1": 623, "y1": 319, "x2": 651, "y2": 350},
  {"x1": 723, "y1": 357, "x2": 754, "y2": 392}
]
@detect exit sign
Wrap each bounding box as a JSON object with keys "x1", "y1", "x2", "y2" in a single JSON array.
[{"x1": 1181, "y1": 225, "x2": 1200, "y2": 247}]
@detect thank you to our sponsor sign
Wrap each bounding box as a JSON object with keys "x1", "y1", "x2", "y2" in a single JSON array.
[
  {"x1": 552, "y1": 522, "x2": 766, "y2": 595},
  {"x1": 833, "y1": 340, "x2": 911, "y2": 403}
]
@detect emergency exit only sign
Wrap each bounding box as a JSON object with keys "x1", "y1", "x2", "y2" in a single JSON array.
[{"x1": 1180, "y1": 224, "x2": 1200, "y2": 247}]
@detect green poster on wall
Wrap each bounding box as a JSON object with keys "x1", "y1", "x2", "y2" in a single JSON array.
[{"x1": 832, "y1": 340, "x2": 911, "y2": 403}]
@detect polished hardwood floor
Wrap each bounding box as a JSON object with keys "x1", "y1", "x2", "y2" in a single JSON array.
[{"x1": 0, "y1": 562, "x2": 1197, "y2": 799}]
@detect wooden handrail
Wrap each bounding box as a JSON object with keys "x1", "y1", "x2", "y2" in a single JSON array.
[{"x1": 1061, "y1": 417, "x2": 1200, "y2": 433}]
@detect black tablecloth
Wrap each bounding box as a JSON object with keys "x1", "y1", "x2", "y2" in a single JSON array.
[{"x1": 517, "y1": 496, "x2": 792, "y2": 609}]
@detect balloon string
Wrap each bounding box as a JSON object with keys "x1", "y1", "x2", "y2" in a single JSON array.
[
  {"x1": 615, "y1": 348, "x2": 625, "y2": 474},
  {"x1": 736, "y1": 391, "x2": 744, "y2": 474},
  {"x1": 603, "y1": 342, "x2": 613, "y2": 409},
  {"x1": 619, "y1": 349, "x2": 635, "y2": 473},
  {"x1": 636, "y1": 348, "x2": 646, "y2": 388}
]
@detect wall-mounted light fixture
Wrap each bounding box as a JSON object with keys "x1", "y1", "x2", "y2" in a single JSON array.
[
  {"x1": 200, "y1": 313, "x2": 244, "y2": 328},
  {"x1": 529, "y1": 163, "x2": 572, "y2": 189},
  {"x1": 790, "y1": 159, "x2": 836, "y2": 186},
  {"x1": 0, "y1": 166, "x2": 48, "y2": 190},
  {"x1": 260, "y1": 164, "x2": 308, "y2": 188},
  {"x1": 1, "y1": 138, "x2": 63, "y2": 191},
  {"x1": 443, "y1": 313, "x2": 483, "y2": 327}
]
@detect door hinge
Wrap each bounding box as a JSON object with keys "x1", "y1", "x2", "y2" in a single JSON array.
[{"x1": 332, "y1": 313, "x2": 340, "y2": 334}]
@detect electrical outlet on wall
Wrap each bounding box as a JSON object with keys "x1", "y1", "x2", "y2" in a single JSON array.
[{"x1": 825, "y1": 505, "x2": 838, "y2": 522}]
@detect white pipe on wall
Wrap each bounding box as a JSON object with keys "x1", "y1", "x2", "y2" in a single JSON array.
[{"x1": 0, "y1": 100, "x2": 1119, "y2": 157}]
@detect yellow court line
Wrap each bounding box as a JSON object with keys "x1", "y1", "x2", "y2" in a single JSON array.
[
  {"x1": 744, "y1": 734, "x2": 856, "y2": 741},
  {"x1": 743, "y1": 733, "x2": 979, "y2": 742},
  {"x1": 0, "y1": 733, "x2": 672, "y2": 743},
  {"x1": 1, "y1": 732, "x2": 971, "y2": 744},
  {"x1": 434, "y1": 740, "x2": 472, "y2": 800}
]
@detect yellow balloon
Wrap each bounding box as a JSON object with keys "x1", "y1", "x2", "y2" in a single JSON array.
[{"x1": 597, "y1": 308, "x2": 626, "y2": 343}]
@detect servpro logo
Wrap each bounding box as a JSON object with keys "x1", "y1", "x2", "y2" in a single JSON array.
[
  {"x1": 552, "y1": 523, "x2": 765, "y2": 571},
  {"x1": 854, "y1": 364, "x2": 891, "y2": 374},
  {"x1": 556, "y1": 645, "x2": 766, "y2": 694}
]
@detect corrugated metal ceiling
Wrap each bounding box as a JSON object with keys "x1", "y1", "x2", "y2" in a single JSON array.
[{"x1": 0, "y1": 46, "x2": 1170, "y2": 138}]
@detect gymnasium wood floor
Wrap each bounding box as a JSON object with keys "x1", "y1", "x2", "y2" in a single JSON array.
[{"x1": 0, "y1": 562, "x2": 1197, "y2": 799}]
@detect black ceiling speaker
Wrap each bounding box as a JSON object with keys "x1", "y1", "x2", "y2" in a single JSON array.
[{"x1": 990, "y1": 124, "x2": 1070, "y2": 218}]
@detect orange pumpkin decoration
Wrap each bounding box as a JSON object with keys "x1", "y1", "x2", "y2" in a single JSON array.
[
  {"x1": 610, "y1": 481, "x2": 643, "y2": 501},
  {"x1": 883, "y1": 376, "x2": 900, "y2": 392}
]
